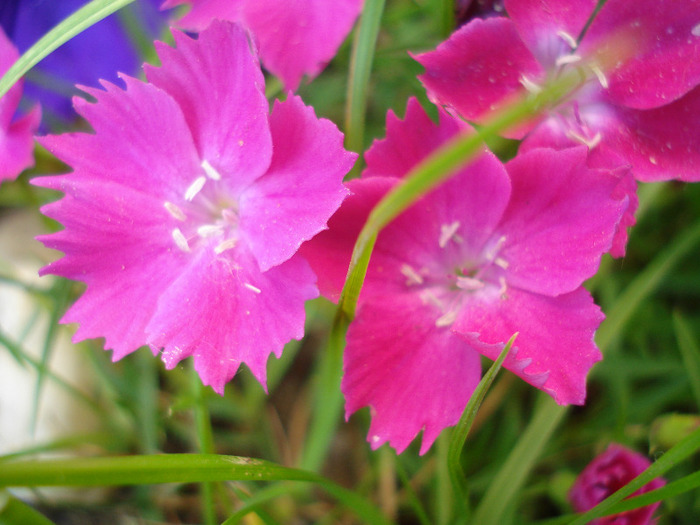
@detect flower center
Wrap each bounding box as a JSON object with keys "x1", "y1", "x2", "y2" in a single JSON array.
[
  {"x1": 164, "y1": 160, "x2": 240, "y2": 256},
  {"x1": 400, "y1": 222, "x2": 509, "y2": 328}
]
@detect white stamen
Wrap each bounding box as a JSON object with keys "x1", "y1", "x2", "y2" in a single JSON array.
[
  {"x1": 164, "y1": 201, "x2": 186, "y2": 222},
  {"x1": 590, "y1": 65, "x2": 609, "y2": 89},
  {"x1": 556, "y1": 30, "x2": 578, "y2": 49},
  {"x1": 244, "y1": 282, "x2": 262, "y2": 294},
  {"x1": 520, "y1": 75, "x2": 542, "y2": 94},
  {"x1": 439, "y1": 221, "x2": 461, "y2": 248},
  {"x1": 435, "y1": 309, "x2": 458, "y2": 328},
  {"x1": 484, "y1": 235, "x2": 507, "y2": 262},
  {"x1": 692, "y1": 23, "x2": 700, "y2": 37},
  {"x1": 185, "y1": 176, "x2": 207, "y2": 201},
  {"x1": 400, "y1": 264, "x2": 424, "y2": 286},
  {"x1": 214, "y1": 238, "x2": 237, "y2": 254},
  {"x1": 498, "y1": 276, "x2": 508, "y2": 298},
  {"x1": 197, "y1": 224, "x2": 224, "y2": 238},
  {"x1": 172, "y1": 228, "x2": 190, "y2": 252},
  {"x1": 419, "y1": 289, "x2": 444, "y2": 310},
  {"x1": 565, "y1": 129, "x2": 602, "y2": 149},
  {"x1": 495, "y1": 257, "x2": 509, "y2": 269},
  {"x1": 649, "y1": 156, "x2": 658, "y2": 165},
  {"x1": 201, "y1": 159, "x2": 222, "y2": 181},
  {"x1": 555, "y1": 54, "x2": 582, "y2": 66},
  {"x1": 456, "y1": 276, "x2": 484, "y2": 291}
]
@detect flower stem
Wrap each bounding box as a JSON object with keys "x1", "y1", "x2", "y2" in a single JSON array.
[{"x1": 191, "y1": 367, "x2": 216, "y2": 525}]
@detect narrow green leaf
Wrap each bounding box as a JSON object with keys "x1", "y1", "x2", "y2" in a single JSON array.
[
  {"x1": 0, "y1": 492, "x2": 55, "y2": 525},
  {"x1": 602, "y1": 469, "x2": 700, "y2": 515},
  {"x1": 0, "y1": 0, "x2": 136, "y2": 99},
  {"x1": 672, "y1": 311, "x2": 700, "y2": 409}
]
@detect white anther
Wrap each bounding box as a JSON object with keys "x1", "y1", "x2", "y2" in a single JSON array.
[
  {"x1": 400, "y1": 264, "x2": 424, "y2": 286},
  {"x1": 484, "y1": 235, "x2": 507, "y2": 262},
  {"x1": 565, "y1": 129, "x2": 602, "y2": 149},
  {"x1": 172, "y1": 228, "x2": 191, "y2": 252},
  {"x1": 692, "y1": 23, "x2": 700, "y2": 37},
  {"x1": 184, "y1": 176, "x2": 207, "y2": 201},
  {"x1": 498, "y1": 276, "x2": 508, "y2": 297},
  {"x1": 244, "y1": 282, "x2": 262, "y2": 294},
  {"x1": 439, "y1": 221, "x2": 462, "y2": 248},
  {"x1": 456, "y1": 276, "x2": 484, "y2": 291},
  {"x1": 435, "y1": 309, "x2": 458, "y2": 328},
  {"x1": 164, "y1": 201, "x2": 187, "y2": 222},
  {"x1": 214, "y1": 238, "x2": 237, "y2": 254},
  {"x1": 556, "y1": 30, "x2": 578, "y2": 49},
  {"x1": 495, "y1": 257, "x2": 509, "y2": 269},
  {"x1": 197, "y1": 224, "x2": 224, "y2": 238},
  {"x1": 419, "y1": 289, "x2": 444, "y2": 310},
  {"x1": 590, "y1": 65, "x2": 609, "y2": 89},
  {"x1": 201, "y1": 159, "x2": 222, "y2": 181},
  {"x1": 555, "y1": 54, "x2": 582, "y2": 66},
  {"x1": 520, "y1": 75, "x2": 542, "y2": 94}
]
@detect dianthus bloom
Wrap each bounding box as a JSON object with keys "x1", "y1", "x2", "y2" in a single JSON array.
[
  {"x1": 0, "y1": 26, "x2": 39, "y2": 183},
  {"x1": 569, "y1": 444, "x2": 666, "y2": 525},
  {"x1": 301, "y1": 99, "x2": 627, "y2": 453},
  {"x1": 162, "y1": 0, "x2": 363, "y2": 91},
  {"x1": 35, "y1": 21, "x2": 355, "y2": 393},
  {"x1": 417, "y1": 0, "x2": 700, "y2": 184},
  {"x1": 1, "y1": 0, "x2": 168, "y2": 126}
]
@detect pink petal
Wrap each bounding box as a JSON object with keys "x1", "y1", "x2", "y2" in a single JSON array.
[
  {"x1": 299, "y1": 176, "x2": 396, "y2": 302},
  {"x1": 0, "y1": 28, "x2": 22, "y2": 128},
  {"x1": 147, "y1": 247, "x2": 318, "y2": 394},
  {"x1": 505, "y1": 0, "x2": 596, "y2": 67},
  {"x1": 343, "y1": 294, "x2": 482, "y2": 454},
  {"x1": 415, "y1": 17, "x2": 543, "y2": 134},
  {"x1": 36, "y1": 179, "x2": 187, "y2": 359},
  {"x1": 584, "y1": 0, "x2": 700, "y2": 109},
  {"x1": 498, "y1": 147, "x2": 627, "y2": 295},
  {"x1": 145, "y1": 21, "x2": 272, "y2": 193},
  {"x1": 240, "y1": 95, "x2": 354, "y2": 272},
  {"x1": 455, "y1": 286, "x2": 603, "y2": 405},
  {"x1": 0, "y1": 105, "x2": 40, "y2": 183},
  {"x1": 38, "y1": 75, "x2": 202, "y2": 200},
  {"x1": 161, "y1": 0, "x2": 244, "y2": 29}
]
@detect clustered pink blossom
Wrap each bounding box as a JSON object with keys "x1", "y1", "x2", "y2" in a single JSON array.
[
  {"x1": 0, "y1": 27, "x2": 39, "y2": 183},
  {"x1": 35, "y1": 21, "x2": 355, "y2": 393},
  {"x1": 302, "y1": 99, "x2": 627, "y2": 453},
  {"x1": 162, "y1": 0, "x2": 363, "y2": 91},
  {"x1": 569, "y1": 444, "x2": 666, "y2": 525}
]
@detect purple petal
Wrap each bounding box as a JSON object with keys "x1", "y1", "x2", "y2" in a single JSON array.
[
  {"x1": 415, "y1": 17, "x2": 543, "y2": 133},
  {"x1": 584, "y1": 0, "x2": 700, "y2": 109},
  {"x1": 455, "y1": 286, "x2": 603, "y2": 405},
  {"x1": 240, "y1": 95, "x2": 354, "y2": 272},
  {"x1": 147, "y1": 247, "x2": 318, "y2": 394},
  {"x1": 145, "y1": 21, "x2": 272, "y2": 193},
  {"x1": 498, "y1": 147, "x2": 627, "y2": 295},
  {"x1": 343, "y1": 294, "x2": 482, "y2": 454}
]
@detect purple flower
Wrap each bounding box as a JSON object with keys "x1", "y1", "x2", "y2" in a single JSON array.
[
  {"x1": 2, "y1": 0, "x2": 169, "y2": 126},
  {"x1": 301, "y1": 99, "x2": 627, "y2": 453},
  {"x1": 569, "y1": 444, "x2": 666, "y2": 525},
  {"x1": 0, "y1": 26, "x2": 39, "y2": 183},
  {"x1": 417, "y1": 0, "x2": 700, "y2": 183},
  {"x1": 35, "y1": 21, "x2": 355, "y2": 393},
  {"x1": 162, "y1": 0, "x2": 363, "y2": 91}
]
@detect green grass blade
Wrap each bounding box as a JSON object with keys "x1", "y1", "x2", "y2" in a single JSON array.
[
  {"x1": 672, "y1": 311, "x2": 700, "y2": 409},
  {"x1": 0, "y1": 0, "x2": 136, "y2": 98},
  {"x1": 0, "y1": 491, "x2": 55, "y2": 525}
]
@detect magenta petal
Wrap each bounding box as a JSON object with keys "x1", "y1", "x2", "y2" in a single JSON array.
[
  {"x1": 498, "y1": 147, "x2": 627, "y2": 295},
  {"x1": 162, "y1": 0, "x2": 244, "y2": 29},
  {"x1": 0, "y1": 28, "x2": 22, "y2": 128},
  {"x1": 0, "y1": 105, "x2": 40, "y2": 183},
  {"x1": 591, "y1": 88, "x2": 700, "y2": 182},
  {"x1": 38, "y1": 76, "x2": 201, "y2": 200},
  {"x1": 584, "y1": 0, "x2": 700, "y2": 109},
  {"x1": 505, "y1": 0, "x2": 596, "y2": 66},
  {"x1": 240, "y1": 96, "x2": 354, "y2": 272},
  {"x1": 240, "y1": 0, "x2": 362, "y2": 91},
  {"x1": 455, "y1": 286, "x2": 603, "y2": 405},
  {"x1": 147, "y1": 248, "x2": 318, "y2": 394},
  {"x1": 299, "y1": 176, "x2": 396, "y2": 302},
  {"x1": 343, "y1": 294, "x2": 482, "y2": 454},
  {"x1": 36, "y1": 179, "x2": 186, "y2": 359},
  {"x1": 145, "y1": 21, "x2": 272, "y2": 192},
  {"x1": 416, "y1": 17, "x2": 543, "y2": 132}
]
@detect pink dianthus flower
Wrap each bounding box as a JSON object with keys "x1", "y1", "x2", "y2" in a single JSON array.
[
  {"x1": 569, "y1": 443, "x2": 666, "y2": 525},
  {"x1": 35, "y1": 21, "x2": 355, "y2": 394},
  {"x1": 301, "y1": 99, "x2": 627, "y2": 453},
  {"x1": 0, "y1": 26, "x2": 40, "y2": 183},
  {"x1": 162, "y1": 0, "x2": 363, "y2": 91}
]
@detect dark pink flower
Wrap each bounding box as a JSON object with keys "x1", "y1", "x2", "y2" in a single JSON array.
[
  {"x1": 0, "y1": 26, "x2": 39, "y2": 183},
  {"x1": 569, "y1": 443, "x2": 666, "y2": 525},
  {"x1": 162, "y1": 0, "x2": 363, "y2": 91},
  {"x1": 416, "y1": 0, "x2": 700, "y2": 183},
  {"x1": 35, "y1": 21, "x2": 355, "y2": 394},
  {"x1": 301, "y1": 99, "x2": 627, "y2": 453}
]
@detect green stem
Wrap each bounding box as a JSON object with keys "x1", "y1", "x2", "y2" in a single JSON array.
[{"x1": 192, "y1": 369, "x2": 216, "y2": 525}]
